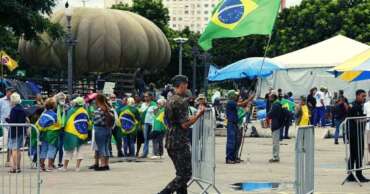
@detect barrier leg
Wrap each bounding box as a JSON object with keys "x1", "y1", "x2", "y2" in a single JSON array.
[
  {"x1": 199, "y1": 183, "x2": 211, "y2": 194},
  {"x1": 195, "y1": 180, "x2": 209, "y2": 194},
  {"x1": 342, "y1": 171, "x2": 362, "y2": 186},
  {"x1": 213, "y1": 185, "x2": 222, "y2": 194}
]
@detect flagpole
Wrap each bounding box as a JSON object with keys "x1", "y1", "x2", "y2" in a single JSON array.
[
  {"x1": 256, "y1": 0, "x2": 282, "y2": 97},
  {"x1": 256, "y1": 35, "x2": 273, "y2": 97}
]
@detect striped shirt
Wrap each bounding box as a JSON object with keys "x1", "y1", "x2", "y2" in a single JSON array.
[
  {"x1": 93, "y1": 108, "x2": 106, "y2": 127},
  {"x1": 93, "y1": 107, "x2": 114, "y2": 127}
]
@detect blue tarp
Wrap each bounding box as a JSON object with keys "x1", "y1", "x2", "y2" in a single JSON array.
[
  {"x1": 208, "y1": 57, "x2": 283, "y2": 81},
  {"x1": 255, "y1": 99, "x2": 266, "y2": 109}
]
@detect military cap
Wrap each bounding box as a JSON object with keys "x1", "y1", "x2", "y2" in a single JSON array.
[{"x1": 171, "y1": 75, "x2": 189, "y2": 87}]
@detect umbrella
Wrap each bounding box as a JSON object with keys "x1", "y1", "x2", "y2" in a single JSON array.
[
  {"x1": 208, "y1": 57, "x2": 283, "y2": 81},
  {"x1": 329, "y1": 49, "x2": 370, "y2": 82}
]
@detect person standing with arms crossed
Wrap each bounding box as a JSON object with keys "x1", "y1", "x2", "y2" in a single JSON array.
[{"x1": 158, "y1": 75, "x2": 205, "y2": 194}]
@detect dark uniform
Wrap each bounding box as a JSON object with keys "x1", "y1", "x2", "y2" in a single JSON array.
[
  {"x1": 163, "y1": 93, "x2": 192, "y2": 194},
  {"x1": 347, "y1": 101, "x2": 366, "y2": 179}
]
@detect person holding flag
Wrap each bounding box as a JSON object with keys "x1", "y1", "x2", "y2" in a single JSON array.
[
  {"x1": 151, "y1": 98, "x2": 167, "y2": 159},
  {"x1": 59, "y1": 97, "x2": 91, "y2": 172},
  {"x1": 140, "y1": 92, "x2": 157, "y2": 158},
  {"x1": 117, "y1": 97, "x2": 141, "y2": 158},
  {"x1": 54, "y1": 92, "x2": 67, "y2": 168},
  {"x1": 36, "y1": 98, "x2": 61, "y2": 171}
]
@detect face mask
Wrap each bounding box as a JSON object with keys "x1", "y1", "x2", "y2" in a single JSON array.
[{"x1": 59, "y1": 100, "x2": 66, "y2": 105}]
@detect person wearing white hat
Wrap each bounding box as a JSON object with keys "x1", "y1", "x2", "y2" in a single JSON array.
[{"x1": 6, "y1": 93, "x2": 27, "y2": 173}]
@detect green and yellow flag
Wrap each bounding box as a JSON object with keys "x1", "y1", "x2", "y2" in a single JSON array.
[
  {"x1": 153, "y1": 108, "x2": 167, "y2": 133},
  {"x1": 0, "y1": 50, "x2": 18, "y2": 71},
  {"x1": 199, "y1": 0, "x2": 281, "y2": 51},
  {"x1": 64, "y1": 107, "x2": 91, "y2": 151}
]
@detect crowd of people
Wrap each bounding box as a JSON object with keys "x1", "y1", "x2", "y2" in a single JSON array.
[
  {"x1": 0, "y1": 82, "x2": 211, "y2": 173},
  {"x1": 2, "y1": 79, "x2": 370, "y2": 184}
]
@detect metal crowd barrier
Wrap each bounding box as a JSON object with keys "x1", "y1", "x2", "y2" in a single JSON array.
[
  {"x1": 188, "y1": 109, "x2": 221, "y2": 194},
  {"x1": 341, "y1": 116, "x2": 370, "y2": 186},
  {"x1": 295, "y1": 125, "x2": 315, "y2": 194},
  {"x1": 0, "y1": 123, "x2": 41, "y2": 194}
]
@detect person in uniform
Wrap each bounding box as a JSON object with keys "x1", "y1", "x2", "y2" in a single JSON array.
[
  {"x1": 158, "y1": 75, "x2": 205, "y2": 194},
  {"x1": 346, "y1": 89, "x2": 369, "y2": 182}
]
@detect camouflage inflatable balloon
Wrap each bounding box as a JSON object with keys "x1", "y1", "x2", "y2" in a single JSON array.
[{"x1": 18, "y1": 8, "x2": 171, "y2": 75}]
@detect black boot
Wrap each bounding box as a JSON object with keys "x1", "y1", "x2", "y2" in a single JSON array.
[
  {"x1": 346, "y1": 174, "x2": 356, "y2": 182},
  {"x1": 356, "y1": 172, "x2": 370, "y2": 182},
  {"x1": 176, "y1": 186, "x2": 188, "y2": 194},
  {"x1": 158, "y1": 188, "x2": 172, "y2": 194}
]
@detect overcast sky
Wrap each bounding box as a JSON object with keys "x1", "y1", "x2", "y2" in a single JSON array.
[{"x1": 55, "y1": 0, "x2": 303, "y2": 11}]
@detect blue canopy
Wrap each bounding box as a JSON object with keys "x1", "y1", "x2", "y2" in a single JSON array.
[{"x1": 208, "y1": 57, "x2": 284, "y2": 81}]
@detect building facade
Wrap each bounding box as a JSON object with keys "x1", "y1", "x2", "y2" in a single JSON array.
[
  {"x1": 105, "y1": 0, "x2": 217, "y2": 33},
  {"x1": 163, "y1": 0, "x2": 218, "y2": 33}
]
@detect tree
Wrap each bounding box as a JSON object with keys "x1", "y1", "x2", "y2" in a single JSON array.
[
  {"x1": 0, "y1": 0, "x2": 63, "y2": 60},
  {"x1": 268, "y1": 0, "x2": 370, "y2": 56},
  {"x1": 112, "y1": 0, "x2": 170, "y2": 34},
  {"x1": 0, "y1": 0, "x2": 63, "y2": 40}
]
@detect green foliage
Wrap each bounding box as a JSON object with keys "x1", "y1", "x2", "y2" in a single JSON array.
[
  {"x1": 0, "y1": 0, "x2": 63, "y2": 41},
  {"x1": 0, "y1": 0, "x2": 64, "y2": 76},
  {"x1": 112, "y1": 0, "x2": 170, "y2": 34},
  {"x1": 269, "y1": 0, "x2": 370, "y2": 56}
]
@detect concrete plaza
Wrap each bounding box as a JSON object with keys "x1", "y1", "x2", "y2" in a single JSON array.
[{"x1": 34, "y1": 128, "x2": 370, "y2": 194}]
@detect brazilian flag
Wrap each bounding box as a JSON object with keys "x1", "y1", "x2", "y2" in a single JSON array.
[
  {"x1": 199, "y1": 0, "x2": 281, "y2": 50},
  {"x1": 117, "y1": 105, "x2": 140, "y2": 135},
  {"x1": 64, "y1": 107, "x2": 91, "y2": 151},
  {"x1": 153, "y1": 108, "x2": 167, "y2": 134},
  {"x1": 141, "y1": 101, "x2": 157, "y2": 123},
  {"x1": 237, "y1": 107, "x2": 247, "y2": 126},
  {"x1": 36, "y1": 110, "x2": 61, "y2": 145}
]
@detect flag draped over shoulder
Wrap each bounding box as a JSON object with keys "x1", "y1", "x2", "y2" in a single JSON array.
[
  {"x1": 36, "y1": 110, "x2": 61, "y2": 145},
  {"x1": 199, "y1": 0, "x2": 281, "y2": 51},
  {"x1": 117, "y1": 105, "x2": 140, "y2": 135},
  {"x1": 153, "y1": 108, "x2": 167, "y2": 133},
  {"x1": 0, "y1": 51, "x2": 18, "y2": 71},
  {"x1": 64, "y1": 107, "x2": 91, "y2": 151}
]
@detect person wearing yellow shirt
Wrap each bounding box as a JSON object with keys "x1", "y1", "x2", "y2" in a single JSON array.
[{"x1": 296, "y1": 96, "x2": 310, "y2": 126}]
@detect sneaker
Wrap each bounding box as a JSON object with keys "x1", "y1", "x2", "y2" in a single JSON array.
[
  {"x1": 150, "y1": 156, "x2": 160, "y2": 159},
  {"x1": 45, "y1": 168, "x2": 54, "y2": 172},
  {"x1": 94, "y1": 166, "x2": 110, "y2": 171},
  {"x1": 226, "y1": 160, "x2": 236, "y2": 164},
  {"x1": 269, "y1": 159, "x2": 280, "y2": 163},
  {"x1": 58, "y1": 167, "x2": 67, "y2": 172},
  {"x1": 88, "y1": 164, "x2": 98, "y2": 170}
]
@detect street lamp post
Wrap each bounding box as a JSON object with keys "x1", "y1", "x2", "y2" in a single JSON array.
[
  {"x1": 174, "y1": 37, "x2": 188, "y2": 75},
  {"x1": 65, "y1": 2, "x2": 77, "y2": 96},
  {"x1": 191, "y1": 47, "x2": 200, "y2": 95},
  {"x1": 201, "y1": 52, "x2": 211, "y2": 97}
]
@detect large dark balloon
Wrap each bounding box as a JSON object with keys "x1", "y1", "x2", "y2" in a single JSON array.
[{"x1": 18, "y1": 8, "x2": 171, "y2": 75}]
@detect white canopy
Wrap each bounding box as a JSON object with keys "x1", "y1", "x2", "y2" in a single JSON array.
[
  {"x1": 272, "y1": 35, "x2": 370, "y2": 69},
  {"x1": 260, "y1": 35, "x2": 370, "y2": 99}
]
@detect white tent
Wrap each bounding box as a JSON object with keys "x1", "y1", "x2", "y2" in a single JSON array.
[{"x1": 260, "y1": 35, "x2": 370, "y2": 99}]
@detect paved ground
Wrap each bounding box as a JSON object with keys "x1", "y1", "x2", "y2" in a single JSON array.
[{"x1": 2, "y1": 127, "x2": 370, "y2": 194}]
